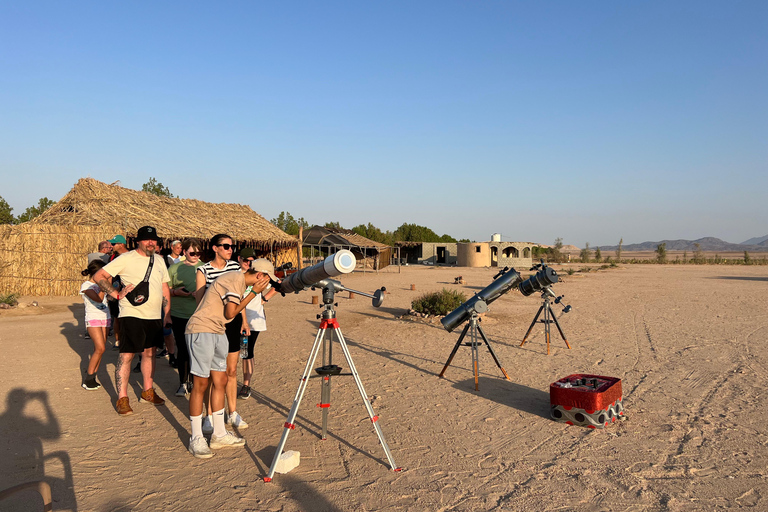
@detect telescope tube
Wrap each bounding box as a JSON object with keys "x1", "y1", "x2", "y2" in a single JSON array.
[
  {"x1": 441, "y1": 269, "x2": 522, "y2": 332},
  {"x1": 279, "y1": 250, "x2": 356, "y2": 294}
]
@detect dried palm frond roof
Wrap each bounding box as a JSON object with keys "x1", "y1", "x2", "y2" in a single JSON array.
[
  {"x1": 30, "y1": 178, "x2": 297, "y2": 246},
  {"x1": 302, "y1": 225, "x2": 390, "y2": 249}
]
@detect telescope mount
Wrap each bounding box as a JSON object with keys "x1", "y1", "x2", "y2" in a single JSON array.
[
  {"x1": 264, "y1": 279, "x2": 400, "y2": 482},
  {"x1": 519, "y1": 286, "x2": 572, "y2": 355},
  {"x1": 438, "y1": 299, "x2": 510, "y2": 391}
]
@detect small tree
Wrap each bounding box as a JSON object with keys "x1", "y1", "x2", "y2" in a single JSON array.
[
  {"x1": 594, "y1": 247, "x2": 602, "y2": 263},
  {"x1": 580, "y1": 242, "x2": 592, "y2": 263},
  {"x1": 271, "y1": 211, "x2": 310, "y2": 236},
  {"x1": 553, "y1": 237, "x2": 564, "y2": 263},
  {"x1": 692, "y1": 243, "x2": 705, "y2": 264},
  {"x1": 141, "y1": 177, "x2": 174, "y2": 198},
  {"x1": 616, "y1": 238, "x2": 623, "y2": 262},
  {"x1": 656, "y1": 243, "x2": 667, "y2": 264},
  {"x1": 15, "y1": 197, "x2": 55, "y2": 223},
  {"x1": 744, "y1": 251, "x2": 751, "y2": 265},
  {"x1": 682, "y1": 251, "x2": 688, "y2": 264},
  {"x1": 0, "y1": 196, "x2": 13, "y2": 224}
]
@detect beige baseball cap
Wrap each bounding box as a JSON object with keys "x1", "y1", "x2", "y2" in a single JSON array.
[{"x1": 251, "y1": 259, "x2": 278, "y2": 281}]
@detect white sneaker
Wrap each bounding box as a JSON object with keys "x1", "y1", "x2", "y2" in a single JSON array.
[
  {"x1": 209, "y1": 431, "x2": 246, "y2": 449},
  {"x1": 226, "y1": 411, "x2": 249, "y2": 429},
  {"x1": 188, "y1": 436, "x2": 214, "y2": 459},
  {"x1": 202, "y1": 416, "x2": 213, "y2": 434},
  {"x1": 175, "y1": 384, "x2": 188, "y2": 397}
]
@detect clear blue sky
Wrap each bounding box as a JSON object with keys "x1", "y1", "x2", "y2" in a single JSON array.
[{"x1": 1, "y1": 1, "x2": 766, "y2": 247}]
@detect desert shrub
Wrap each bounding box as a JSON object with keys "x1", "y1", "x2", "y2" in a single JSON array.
[
  {"x1": 600, "y1": 264, "x2": 610, "y2": 270},
  {"x1": 0, "y1": 292, "x2": 19, "y2": 306},
  {"x1": 579, "y1": 267, "x2": 591, "y2": 273},
  {"x1": 609, "y1": 261, "x2": 618, "y2": 268},
  {"x1": 411, "y1": 289, "x2": 466, "y2": 316},
  {"x1": 566, "y1": 268, "x2": 575, "y2": 276}
]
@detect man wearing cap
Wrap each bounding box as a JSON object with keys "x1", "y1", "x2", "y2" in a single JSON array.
[
  {"x1": 106, "y1": 234, "x2": 129, "y2": 348},
  {"x1": 184, "y1": 262, "x2": 272, "y2": 458},
  {"x1": 94, "y1": 226, "x2": 172, "y2": 415}
]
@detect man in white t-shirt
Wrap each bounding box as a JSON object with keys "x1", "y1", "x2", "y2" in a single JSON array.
[{"x1": 94, "y1": 226, "x2": 172, "y2": 416}]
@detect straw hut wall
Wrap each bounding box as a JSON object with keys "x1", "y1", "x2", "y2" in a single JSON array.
[{"x1": 0, "y1": 178, "x2": 299, "y2": 296}]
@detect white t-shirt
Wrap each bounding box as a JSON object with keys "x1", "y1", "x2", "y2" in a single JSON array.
[
  {"x1": 80, "y1": 281, "x2": 110, "y2": 323},
  {"x1": 244, "y1": 286, "x2": 267, "y2": 331},
  {"x1": 102, "y1": 251, "x2": 170, "y2": 320}
]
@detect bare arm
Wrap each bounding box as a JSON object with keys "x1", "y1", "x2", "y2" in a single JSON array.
[
  {"x1": 224, "y1": 293, "x2": 258, "y2": 320},
  {"x1": 162, "y1": 282, "x2": 172, "y2": 323},
  {"x1": 93, "y1": 268, "x2": 116, "y2": 297},
  {"x1": 195, "y1": 270, "x2": 206, "y2": 305},
  {"x1": 82, "y1": 287, "x2": 105, "y2": 303}
]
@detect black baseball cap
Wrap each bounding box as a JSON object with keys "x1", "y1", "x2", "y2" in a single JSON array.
[{"x1": 136, "y1": 226, "x2": 161, "y2": 242}]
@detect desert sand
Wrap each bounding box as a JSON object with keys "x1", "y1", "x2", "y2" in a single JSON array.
[{"x1": 1, "y1": 263, "x2": 768, "y2": 511}]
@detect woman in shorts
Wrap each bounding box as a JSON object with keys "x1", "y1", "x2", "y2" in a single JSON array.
[{"x1": 80, "y1": 259, "x2": 112, "y2": 390}]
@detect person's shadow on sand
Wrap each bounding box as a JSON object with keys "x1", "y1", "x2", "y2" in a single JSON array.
[
  {"x1": 453, "y1": 377, "x2": 551, "y2": 419},
  {"x1": 0, "y1": 388, "x2": 77, "y2": 511}
]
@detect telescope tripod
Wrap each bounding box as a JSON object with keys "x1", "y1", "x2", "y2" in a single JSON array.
[
  {"x1": 520, "y1": 289, "x2": 571, "y2": 355},
  {"x1": 264, "y1": 290, "x2": 400, "y2": 482},
  {"x1": 439, "y1": 312, "x2": 510, "y2": 391}
]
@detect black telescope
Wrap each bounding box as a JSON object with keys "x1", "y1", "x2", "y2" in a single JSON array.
[
  {"x1": 440, "y1": 263, "x2": 560, "y2": 332},
  {"x1": 280, "y1": 250, "x2": 357, "y2": 294}
]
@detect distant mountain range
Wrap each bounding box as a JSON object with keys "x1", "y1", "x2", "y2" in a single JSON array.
[{"x1": 598, "y1": 236, "x2": 768, "y2": 252}]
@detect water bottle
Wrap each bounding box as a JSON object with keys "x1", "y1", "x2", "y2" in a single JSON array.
[{"x1": 239, "y1": 335, "x2": 248, "y2": 359}]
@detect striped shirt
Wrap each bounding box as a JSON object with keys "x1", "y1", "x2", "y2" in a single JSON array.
[{"x1": 197, "y1": 260, "x2": 241, "y2": 288}]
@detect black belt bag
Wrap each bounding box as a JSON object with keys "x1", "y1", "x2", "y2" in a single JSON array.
[{"x1": 125, "y1": 256, "x2": 154, "y2": 306}]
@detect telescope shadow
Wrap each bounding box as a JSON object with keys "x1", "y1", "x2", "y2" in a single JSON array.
[
  {"x1": 710, "y1": 276, "x2": 768, "y2": 282},
  {"x1": 453, "y1": 377, "x2": 551, "y2": 419}
]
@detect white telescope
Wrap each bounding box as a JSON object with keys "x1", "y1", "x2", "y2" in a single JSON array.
[{"x1": 279, "y1": 250, "x2": 357, "y2": 294}]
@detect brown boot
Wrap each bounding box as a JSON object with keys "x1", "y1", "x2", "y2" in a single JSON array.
[
  {"x1": 140, "y1": 387, "x2": 165, "y2": 406},
  {"x1": 116, "y1": 397, "x2": 133, "y2": 416}
]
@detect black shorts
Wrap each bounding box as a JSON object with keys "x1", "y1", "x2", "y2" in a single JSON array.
[
  {"x1": 244, "y1": 331, "x2": 260, "y2": 360},
  {"x1": 225, "y1": 314, "x2": 244, "y2": 353},
  {"x1": 119, "y1": 317, "x2": 164, "y2": 354}
]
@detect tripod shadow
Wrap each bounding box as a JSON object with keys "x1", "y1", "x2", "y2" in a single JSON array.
[
  {"x1": 248, "y1": 389, "x2": 391, "y2": 472},
  {"x1": 453, "y1": 377, "x2": 551, "y2": 419},
  {"x1": 343, "y1": 337, "x2": 442, "y2": 378},
  {"x1": 353, "y1": 306, "x2": 408, "y2": 323},
  {"x1": 711, "y1": 276, "x2": 768, "y2": 282},
  {"x1": 0, "y1": 388, "x2": 77, "y2": 511},
  {"x1": 278, "y1": 474, "x2": 343, "y2": 512}
]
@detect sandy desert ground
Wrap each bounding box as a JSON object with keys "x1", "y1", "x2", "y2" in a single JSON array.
[{"x1": 1, "y1": 263, "x2": 768, "y2": 511}]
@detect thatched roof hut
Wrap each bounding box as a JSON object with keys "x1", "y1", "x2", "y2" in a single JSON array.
[
  {"x1": 302, "y1": 225, "x2": 392, "y2": 270},
  {"x1": 0, "y1": 178, "x2": 299, "y2": 296}
]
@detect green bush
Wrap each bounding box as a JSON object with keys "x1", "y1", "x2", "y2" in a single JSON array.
[
  {"x1": 566, "y1": 268, "x2": 575, "y2": 276},
  {"x1": 0, "y1": 293, "x2": 19, "y2": 306},
  {"x1": 411, "y1": 289, "x2": 466, "y2": 316}
]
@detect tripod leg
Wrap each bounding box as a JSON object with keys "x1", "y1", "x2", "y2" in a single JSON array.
[
  {"x1": 470, "y1": 320, "x2": 479, "y2": 391},
  {"x1": 320, "y1": 375, "x2": 331, "y2": 440},
  {"x1": 521, "y1": 305, "x2": 544, "y2": 347},
  {"x1": 550, "y1": 308, "x2": 571, "y2": 349},
  {"x1": 544, "y1": 303, "x2": 551, "y2": 355},
  {"x1": 477, "y1": 324, "x2": 510, "y2": 380},
  {"x1": 265, "y1": 327, "x2": 326, "y2": 482},
  {"x1": 334, "y1": 326, "x2": 400, "y2": 471},
  {"x1": 439, "y1": 322, "x2": 471, "y2": 378}
]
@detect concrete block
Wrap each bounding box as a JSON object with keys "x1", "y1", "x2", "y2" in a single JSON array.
[{"x1": 274, "y1": 450, "x2": 300, "y2": 474}]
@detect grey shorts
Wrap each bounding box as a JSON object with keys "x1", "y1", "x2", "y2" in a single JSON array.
[{"x1": 186, "y1": 332, "x2": 228, "y2": 378}]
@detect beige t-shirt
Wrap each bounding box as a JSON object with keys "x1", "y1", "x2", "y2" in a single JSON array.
[
  {"x1": 185, "y1": 271, "x2": 246, "y2": 335},
  {"x1": 102, "y1": 250, "x2": 170, "y2": 320}
]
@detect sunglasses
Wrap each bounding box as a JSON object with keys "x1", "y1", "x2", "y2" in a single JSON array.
[
  {"x1": 243, "y1": 258, "x2": 254, "y2": 264},
  {"x1": 215, "y1": 244, "x2": 234, "y2": 250},
  {"x1": 187, "y1": 251, "x2": 201, "y2": 257}
]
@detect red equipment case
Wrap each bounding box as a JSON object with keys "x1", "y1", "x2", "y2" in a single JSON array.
[{"x1": 550, "y1": 374, "x2": 624, "y2": 428}]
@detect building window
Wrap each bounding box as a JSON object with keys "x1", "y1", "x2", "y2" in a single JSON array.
[{"x1": 475, "y1": 246, "x2": 481, "y2": 253}]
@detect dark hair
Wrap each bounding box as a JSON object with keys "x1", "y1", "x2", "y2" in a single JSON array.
[
  {"x1": 182, "y1": 238, "x2": 201, "y2": 252},
  {"x1": 81, "y1": 259, "x2": 106, "y2": 277},
  {"x1": 210, "y1": 234, "x2": 232, "y2": 247}
]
